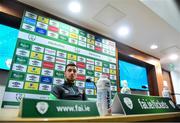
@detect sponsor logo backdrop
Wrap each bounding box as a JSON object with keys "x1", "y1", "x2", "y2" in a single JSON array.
[{"x1": 2, "y1": 11, "x2": 117, "y2": 107}]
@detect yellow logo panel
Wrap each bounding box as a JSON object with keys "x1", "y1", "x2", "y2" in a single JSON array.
[
  {"x1": 24, "y1": 82, "x2": 38, "y2": 90},
  {"x1": 94, "y1": 90, "x2": 96, "y2": 95},
  {"x1": 95, "y1": 66, "x2": 102, "y2": 72},
  {"x1": 30, "y1": 51, "x2": 43, "y2": 60},
  {"x1": 67, "y1": 54, "x2": 77, "y2": 61},
  {"x1": 94, "y1": 77, "x2": 99, "y2": 82},
  {"x1": 87, "y1": 39, "x2": 95, "y2": 45},
  {"x1": 37, "y1": 16, "x2": 49, "y2": 24},
  {"x1": 69, "y1": 33, "x2": 78, "y2": 39},
  {"x1": 27, "y1": 66, "x2": 41, "y2": 74},
  {"x1": 110, "y1": 69, "x2": 116, "y2": 74}
]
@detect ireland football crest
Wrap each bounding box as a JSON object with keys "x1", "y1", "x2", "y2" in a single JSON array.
[
  {"x1": 36, "y1": 101, "x2": 49, "y2": 114},
  {"x1": 123, "y1": 97, "x2": 133, "y2": 109}
]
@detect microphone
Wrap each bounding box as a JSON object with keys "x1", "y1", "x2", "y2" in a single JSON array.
[
  {"x1": 142, "y1": 85, "x2": 150, "y2": 96},
  {"x1": 170, "y1": 93, "x2": 180, "y2": 95},
  {"x1": 142, "y1": 85, "x2": 149, "y2": 89},
  {"x1": 82, "y1": 78, "x2": 94, "y2": 101},
  {"x1": 85, "y1": 78, "x2": 97, "y2": 90},
  {"x1": 142, "y1": 85, "x2": 147, "y2": 89},
  {"x1": 86, "y1": 78, "x2": 91, "y2": 82}
]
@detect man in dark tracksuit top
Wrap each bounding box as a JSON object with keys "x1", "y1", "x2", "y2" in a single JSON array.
[{"x1": 50, "y1": 63, "x2": 87, "y2": 100}]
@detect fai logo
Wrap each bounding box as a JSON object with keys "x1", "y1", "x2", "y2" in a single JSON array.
[
  {"x1": 28, "y1": 34, "x2": 36, "y2": 41},
  {"x1": 36, "y1": 102, "x2": 49, "y2": 114},
  {"x1": 169, "y1": 100, "x2": 175, "y2": 109},
  {"x1": 16, "y1": 93, "x2": 24, "y2": 102},
  {"x1": 123, "y1": 97, "x2": 133, "y2": 109}
]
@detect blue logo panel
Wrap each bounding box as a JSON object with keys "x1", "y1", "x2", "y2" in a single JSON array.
[
  {"x1": 23, "y1": 17, "x2": 36, "y2": 25},
  {"x1": 40, "y1": 76, "x2": 53, "y2": 84},
  {"x1": 85, "y1": 82, "x2": 96, "y2": 89},
  {"x1": 35, "y1": 27, "x2": 47, "y2": 35}
]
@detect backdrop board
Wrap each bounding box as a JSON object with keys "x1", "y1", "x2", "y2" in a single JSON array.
[{"x1": 2, "y1": 11, "x2": 117, "y2": 108}]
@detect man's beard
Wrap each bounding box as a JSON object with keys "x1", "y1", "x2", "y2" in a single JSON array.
[{"x1": 66, "y1": 76, "x2": 76, "y2": 83}]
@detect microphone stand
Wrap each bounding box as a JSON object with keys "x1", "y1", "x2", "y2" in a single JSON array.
[{"x1": 171, "y1": 93, "x2": 180, "y2": 95}]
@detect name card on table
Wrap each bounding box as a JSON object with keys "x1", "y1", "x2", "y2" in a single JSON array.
[
  {"x1": 112, "y1": 93, "x2": 179, "y2": 115},
  {"x1": 19, "y1": 98, "x2": 99, "y2": 118}
]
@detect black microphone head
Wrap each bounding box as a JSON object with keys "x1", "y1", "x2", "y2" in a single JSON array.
[
  {"x1": 85, "y1": 78, "x2": 97, "y2": 90},
  {"x1": 142, "y1": 85, "x2": 147, "y2": 88},
  {"x1": 86, "y1": 78, "x2": 91, "y2": 82}
]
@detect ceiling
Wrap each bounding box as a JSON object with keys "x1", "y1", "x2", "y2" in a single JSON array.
[{"x1": 18, "y1": 0, "x2": 180, "y2": 72}]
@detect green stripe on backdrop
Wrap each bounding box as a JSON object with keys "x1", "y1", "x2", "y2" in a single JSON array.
[{"x1": 5, "y1": 88, "x2": 50, "y2": 95}]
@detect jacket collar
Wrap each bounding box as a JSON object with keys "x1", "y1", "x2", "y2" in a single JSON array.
[{"x1": 64, "y1": 80, "x2": 75, "y2": 86}]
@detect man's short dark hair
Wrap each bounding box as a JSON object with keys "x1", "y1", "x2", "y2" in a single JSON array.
[{"x1": 65, "y1": 63, "x2": 77, "y2": 71}]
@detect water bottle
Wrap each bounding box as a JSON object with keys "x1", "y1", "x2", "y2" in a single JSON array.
[
  {"x1": 96, "y1": 74, "x2": 112, "y2": 116},
  {"x1": 162, "y1": 86, "x2": 170, "y2": 98}
]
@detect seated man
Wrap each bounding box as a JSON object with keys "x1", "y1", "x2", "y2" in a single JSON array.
[{"x1": 50, "y1": 63, "x2": 87, "y2": 100}]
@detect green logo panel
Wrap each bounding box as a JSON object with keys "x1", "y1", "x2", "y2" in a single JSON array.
[
  {"x1": 14, "y1": 56, "x2": 29, "y2": 64},
  {"x1": 18, "y1": 40, "x2": 31, "y2": 50},
  {"x1": 10, "y1": 71, "x2": 26, "y2": 81}
]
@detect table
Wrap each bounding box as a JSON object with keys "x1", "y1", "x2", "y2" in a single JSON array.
[{"x1": 0, "y1": 108, "x2": 180, "y2": 122}]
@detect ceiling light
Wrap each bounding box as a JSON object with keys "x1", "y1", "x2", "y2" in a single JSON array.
[
  {"x1": 118, "y1": 26, "x2": 130, "y2": 37},
  {"x1": 68, "y1": 1, "x2": 81, "y2": 13},
  {"x1": 129, "y1": 54, "x2": 134, "y2": 57},
  {"x1": 169, "y1": 54, "x2": 178, "y2": 61},
  {"x1": 150, "y1": 44, "x2": 158, "y2": 50}
]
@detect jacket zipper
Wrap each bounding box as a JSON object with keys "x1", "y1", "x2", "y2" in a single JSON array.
[{"x1": 70, "y1": 87, "x2": 75, "y2": 94}]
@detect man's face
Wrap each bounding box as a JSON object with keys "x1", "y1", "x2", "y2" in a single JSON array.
[{"x1": 64, "y1": 66, "x2": 77, "y2": 83}]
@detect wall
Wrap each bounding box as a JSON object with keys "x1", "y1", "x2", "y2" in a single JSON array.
[
  {"x1": 0, "y1": 70, "x2": 9, "y2": 85},
  {"x1": 117, "y1": 43, "x2": 164, "y2": 96},
  {"x1": 0, "y1": 70, "x2": 9, "y2": 105},
  {"x1": 162, "y1": 70, "x2": 175, "y2": 102},
  {"x1": 0, "y1": 85, "x2": 5, "y2": 107},
  {"x1": 170, "y1": 71, "x2": 180, "y2": 104},
  {"x1": 0, "y1": 0, "x2": 170, "y2": 97}
]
